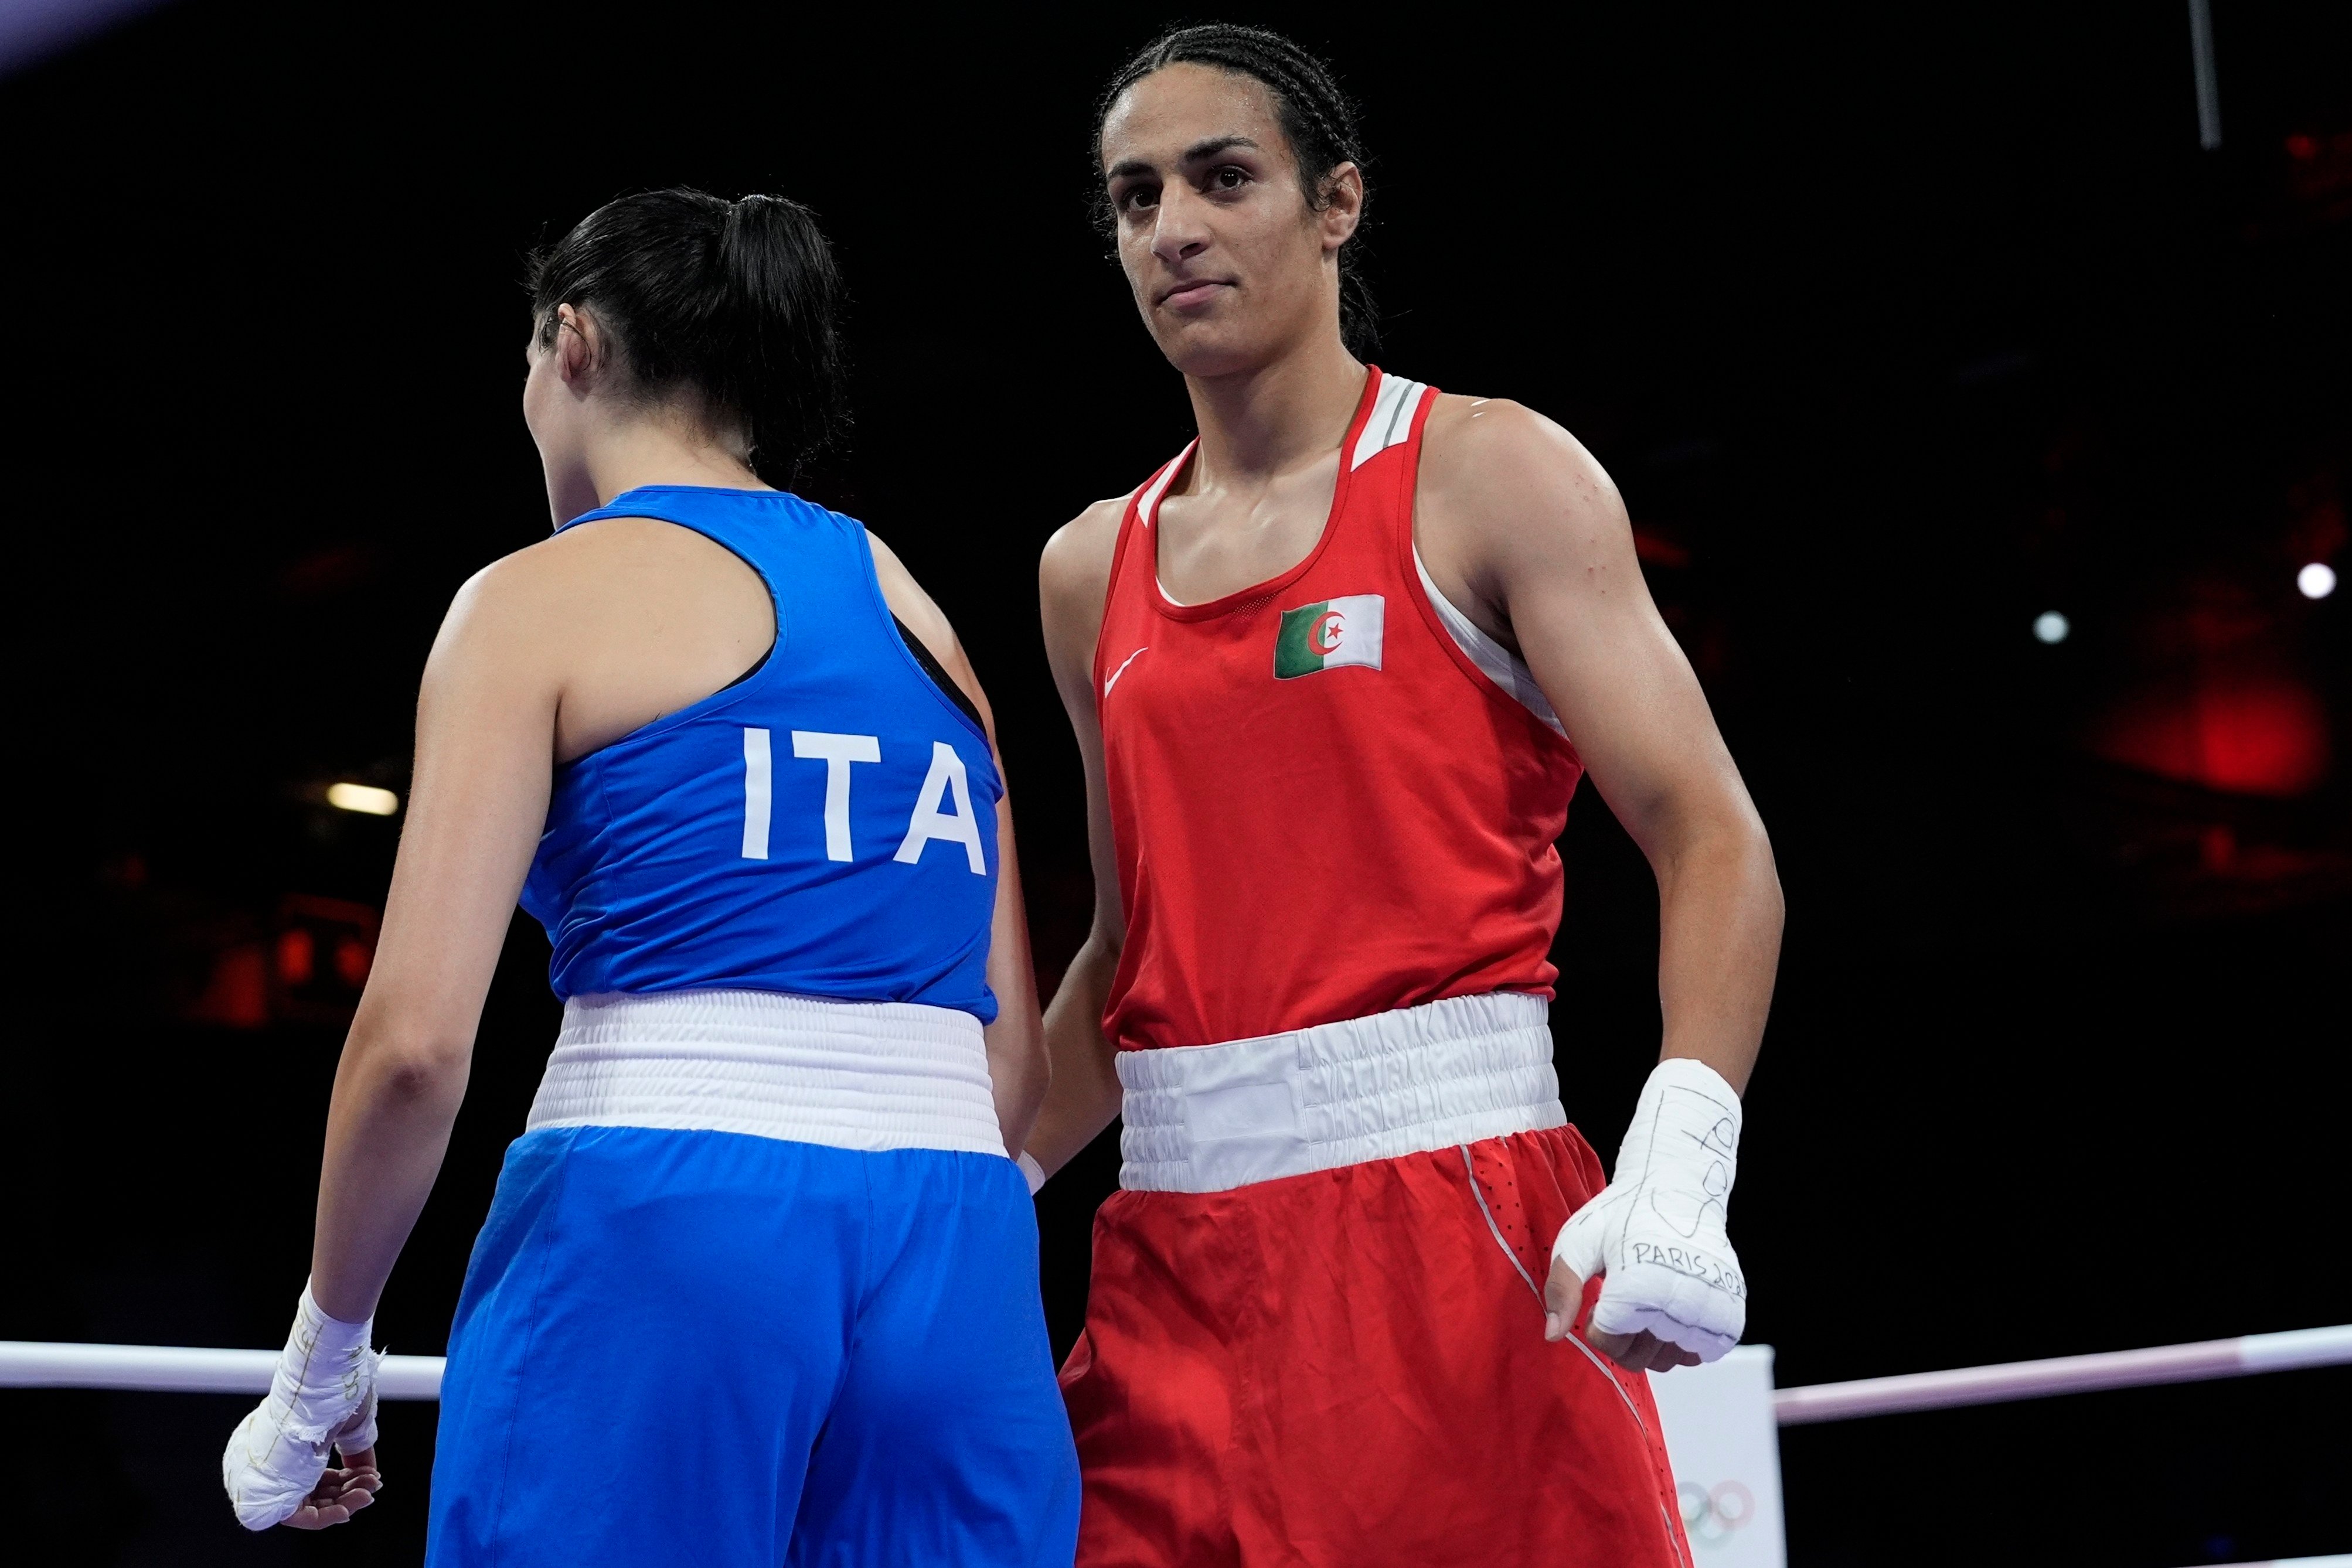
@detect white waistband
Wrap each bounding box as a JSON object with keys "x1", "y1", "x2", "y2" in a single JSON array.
[
  {"x1": 526, "y1": 990, "x2": 1008, "y2": 1157},
  {"x1": 1117, "y1": 992, "x2": 1564, "y2": 1193}
]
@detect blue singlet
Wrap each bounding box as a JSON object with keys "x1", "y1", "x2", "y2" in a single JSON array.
[
  {"x1": 426, "y1": 488, "x2": 1077, "y2": 1568},
  {"x1": 522, "y1": 485, "x2": 1003, "y2": 1021}
]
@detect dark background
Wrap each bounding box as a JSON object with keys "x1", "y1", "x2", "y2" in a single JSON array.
[{"x1": 2, "y1": 2, "x2": 2347, "y2": 1564}]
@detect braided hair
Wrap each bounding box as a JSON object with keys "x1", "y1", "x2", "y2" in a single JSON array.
[{"x1": 1094, "y1": 23, "x2": 1378, "y2": 356}]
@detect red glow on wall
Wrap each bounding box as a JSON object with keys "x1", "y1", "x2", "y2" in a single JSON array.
[
  {"x1": 276, "y1": 926, "x2": 316, "y2": 987},
  {"x1": 192, "y1": 944, "x2": 270, "y2": 1029},
  {"x1": 272, "y1": 894, "x2": 382, "y2": 1025},
  {"x1": 1632, "y1": 530, "x2": 1693, "y2": 568},
  {"x1": 2095, "y1": 678, "x2": 2330, "y2": 797}
]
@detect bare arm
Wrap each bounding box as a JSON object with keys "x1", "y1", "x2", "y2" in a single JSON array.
[
  {"x1": 1023, "y1": 498, "x2": 1132, "y2": 1175},
  {"x1": 1420, "y1": 398, "x2": 1781, "y2": 1372},
  {"x1": 308, "y1": 565, "x2": 564, "y2": 1324},
  {"x1": 1419, "y1": 398, "x2": 1782, "y2": 1096},
  {"x1": 869, "y1": 534, "x2": 1047, "y2": 1153}
]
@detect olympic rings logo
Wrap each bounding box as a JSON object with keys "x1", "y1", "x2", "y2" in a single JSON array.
[{"x1": 1679, "y1": 1480, "x2": 1756, "y2": 1549}]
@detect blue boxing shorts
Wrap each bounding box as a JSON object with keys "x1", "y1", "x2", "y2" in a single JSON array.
[{"x1": 425, "y1": 1123, "x2": 1079, "y2": 1566}]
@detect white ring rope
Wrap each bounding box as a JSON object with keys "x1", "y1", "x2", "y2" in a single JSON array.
[
  {"x1": 2, "y1": 1324, "x2": 2344, "y2": 1420},
  {"x1": 1770, "y1": 1323, "x2": 2352, "y2": 1424},
  {"x1": 0, "y1": 1341, "x2": 444, "y2": 1398}
]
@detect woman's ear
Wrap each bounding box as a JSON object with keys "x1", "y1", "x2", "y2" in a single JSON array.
[
  {"x1": 1319, "y1": 162, "x2": 1364, "y2": 251},
  {"x1": 553, "y1": 304, "x2": 600, "y2": 388}
]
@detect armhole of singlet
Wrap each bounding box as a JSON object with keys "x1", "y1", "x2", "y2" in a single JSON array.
[
  {"x1": 1410, "y1": 543, "x2": 1568, "y2": 739},
  {"x1": 849, "y1": 523, "x2": 993, "y2": 751},
  {"x1": 893, "y1": 613, "x2": 985, "y2": 731},
  {"x1": 1091, "y1": 468, "x2": 1167, "y2": 695},
  {"x1": 1392, "y1": 393, "x2": 1581, "y2": 757},
  {"x1": 710, "y1": 608, "x2": 974, "y2": 720},
  {"x1": 547, "y1": 497, "x2": 794, "y2": 769}
]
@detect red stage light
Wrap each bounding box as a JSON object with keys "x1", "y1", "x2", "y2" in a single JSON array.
[
  {"x1": 2095, "y1": 678, "x2": 2330, "y2": 797},
  {"x1": 1632, "y1": 530, "x2": 1693, "y2": 568},
  {"x1": 275, "y1": 927, "x2": 315, "y2": 987},
  {"x1": 271, "y1": 895, "x2": 381, "y2": 1024},
  {"x1": 2286, "y1": 132, "x2": 2318, "y2": 161},
  {"x1": 192, "y1": 944, "x2": 271, "y2": 1030}
]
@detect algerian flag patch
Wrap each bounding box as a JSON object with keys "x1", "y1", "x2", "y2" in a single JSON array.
[{"x1": 1274, "y1": 594, "x2": 1385, "y2": 679}]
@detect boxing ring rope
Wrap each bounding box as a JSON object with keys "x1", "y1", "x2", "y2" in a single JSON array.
[
  {"x1": 1770, "y1": 1322, "x2": 2352, "y2": 1424},
  {"x1": 5, "y1": 1322, "x2": 2347, "y2": 1416},
  {"x1": 6, "y1": 1328, "x2": 2347, "y2": 1566},
  {"x1": 0, "y1": 1341, "x2": 447, "y2": 1398}
]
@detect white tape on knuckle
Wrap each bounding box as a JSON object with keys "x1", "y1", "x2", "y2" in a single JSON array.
[
  {"x1": 223, "y1": 1283, "x2": 380, "y2": 1529},
  {"x1": 224, "y1": 1415, "x2": 314, "y2": 1529},
  {"x1": 1550, "y1": 1208, "x2": 1602, "y2": 1274},
  {"x1": 1568, "y1": 1058, "x2": 1750, "y2": 1352}
]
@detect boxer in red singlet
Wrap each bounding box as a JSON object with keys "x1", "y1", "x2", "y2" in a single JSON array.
[{"x1": 1026, "y1": 25, "x2": 1785, "y2": 1566}]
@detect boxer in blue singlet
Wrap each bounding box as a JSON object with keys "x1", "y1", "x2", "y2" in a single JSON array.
[{"x1": 220, "y1": 188, "x2": 1080, "y2": 1566}]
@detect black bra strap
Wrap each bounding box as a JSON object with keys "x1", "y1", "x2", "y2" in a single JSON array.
[{"x1": 893, "y1": 615, "x2": 986, "y2": 732}]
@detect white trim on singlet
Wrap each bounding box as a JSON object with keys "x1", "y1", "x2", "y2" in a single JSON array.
[
  {"x1": 1134, "y1": 444, "x2": 1194, "y2": 531},
  {"x1": 1136, "y1": 444, "x2": 1199, "y2": 605},
  {"x1": 1351, "y1": 375, "x2": 1428, "y2": 469},
  {"x1": 1412, "y1": 543, "x2": 1569, "y2": 738},
  {"x1": 1145, "y1": 373, "x2": 1430, "y2": 600}
]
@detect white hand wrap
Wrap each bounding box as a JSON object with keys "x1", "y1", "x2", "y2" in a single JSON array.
[
  {"x1": 1017, "y1": 1150, "x2": 1046, "y2": 1194},
  {"x1": 221, "y1": 1284, "x2": 380, "y2": 1530},
  {"x1": 1551, "y1": 1057, "x2": 1747, "y2": 1361}
]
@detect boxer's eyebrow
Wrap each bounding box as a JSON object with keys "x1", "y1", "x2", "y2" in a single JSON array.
[
  {"x1": 1176, "y1": 135, "x2": 1260, "y2": 166},
  {"x1": 1107, "y1": 135, "x2": 1262, "y2": 183}
]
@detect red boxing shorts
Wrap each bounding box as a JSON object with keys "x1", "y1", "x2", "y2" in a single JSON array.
[{"x1": 1059, "y1": 996, "x2": 1693, "y2": 1567}]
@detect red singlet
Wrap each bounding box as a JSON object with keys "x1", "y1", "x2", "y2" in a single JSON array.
[{"x1": 1094, "y1": 367, "x2": 1585, "y2": 1052}]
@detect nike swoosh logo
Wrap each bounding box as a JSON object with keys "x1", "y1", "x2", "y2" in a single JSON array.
[{"x1": 1103, "y1": 646, "x2": 1149, "y2": 698}]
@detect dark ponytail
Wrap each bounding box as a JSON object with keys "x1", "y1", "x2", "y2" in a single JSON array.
[
  {"x1": 529, "y1": 188, "x2": 848, "y2": 487},
  {"x1": 1094, "y1": 23, "x2": 1377, "y2": 356}
]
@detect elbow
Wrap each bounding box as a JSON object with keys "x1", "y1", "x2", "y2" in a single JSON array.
[
  {"x1": 383, "y1": 1048, "x2": 471, "y2": 1107},
  {"x1": 1737, "y1": 816, "x2": 1786, "y2": 940},
  {"x1": 1082, "y1": 916, "x2": 1126, "y2": 967},
  {"x1": 345, "y1": 1026, "x2": 472, "y2": 1107},
  {"x1": 1656, "y1": 806, "x2": 1782, "y2": 923}
]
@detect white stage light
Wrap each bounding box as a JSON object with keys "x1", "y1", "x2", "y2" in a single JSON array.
[
  {"x1": 2297, "y1": 563, "x2": 2337, "y2": 601},
  {"x1": 326, "y1": 782, "x2": 399, "y2": 816},
  {"x1": 2033, "y1": 611, "x2": 2070, "y2": 644}
]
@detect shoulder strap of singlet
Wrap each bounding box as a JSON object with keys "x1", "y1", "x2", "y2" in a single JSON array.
[
  {"x1": 1130, "y1": 444, "x2": 1196, "y2": 534},
  {"x1": 1373, "y1": 375, "x2": 1575, "y2": 750},
  {"x1": 556, "y1": 486, "x2": 983, "y2": 735},
  {"x1": 1093, "y1": 446, "x2": 1192, "y2": 692},
  {"x1": 556, "y1": 485, "x2": 823, "y2": 599},
  {"x1": 1349, "y1": 368, "x2": 1431, "y2": 473}
]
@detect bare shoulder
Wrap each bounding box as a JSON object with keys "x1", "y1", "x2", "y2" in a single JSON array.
[
  {"x1": 431, "y1": 528, "x2": 604, "y2": 660},
  {"x1": 467, "y1": 515, "x2": 742, "y2": 616},
  {"x1": 428, "y1": 514, "x2": 775, "y2": 735},
  {"x1": 864, "y1": 529, "x2": 954, "y2": 651},
  {"x1": 864, "y1": 529, "x2": 992, "y2": 726},
  {"x1": 1419, "y1": 398, "x2": 1635, "y2": 605},
  {"x1": 1039, "y1": 493, "x2": 1129, "y2": 614},
  {"x1": 1420, "y1": 394, "x2": 1623, "y2": 527}
]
